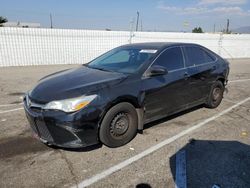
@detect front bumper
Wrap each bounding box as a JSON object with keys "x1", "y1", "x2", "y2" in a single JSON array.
[{"x1": 23, "y1": 96, "x2": 100, "y2": 148}]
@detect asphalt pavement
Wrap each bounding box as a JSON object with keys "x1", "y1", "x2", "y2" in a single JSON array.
[{"x1": 0, "y1": 59, "x2": 250, "y2": 188}]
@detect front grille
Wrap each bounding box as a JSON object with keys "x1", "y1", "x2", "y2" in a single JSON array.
[
  {"x1": 26, "y1": 96, "x2": 44, "y2": 113},
  {"x1": 35, "y1": 120, "x2": 54, "y2": 142},
  {"x1": 30, "y1": 107, "x2": 42, "y2": 113}
]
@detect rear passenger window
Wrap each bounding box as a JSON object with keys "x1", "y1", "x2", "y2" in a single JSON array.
[
  {"x1": 154, "y1": 47, "x2": 184, "y2": 71},
  {"x1": 185, "y1": 46, "x2": 215, "y2": 67}
]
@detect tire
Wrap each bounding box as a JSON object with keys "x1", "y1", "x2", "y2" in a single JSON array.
[
  {"x1": 99, "y1": 102, "x2": 138, "y2": 148},
  {"x1": 205, "y1": 81, "x2": 225, "y2": 109}
]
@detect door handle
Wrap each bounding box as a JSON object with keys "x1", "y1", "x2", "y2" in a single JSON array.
[
  {"x1": 212, "y1": 65, "x2": 216, "y2": 71},
  {"x1": 184, "y1": 72, "x2": 189, "y2": 79},
  {"x1": 200, "y1": 76, "x2": 206, "y2": 81}
]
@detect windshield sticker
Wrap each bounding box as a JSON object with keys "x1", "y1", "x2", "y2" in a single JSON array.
[{"x1": 139, "y1": 49, "x2": 157, "y2": 54}]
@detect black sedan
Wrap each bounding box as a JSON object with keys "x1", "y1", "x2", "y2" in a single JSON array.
[{"x1": 24, "y1": 42, "x2": 229, "y2": 148}]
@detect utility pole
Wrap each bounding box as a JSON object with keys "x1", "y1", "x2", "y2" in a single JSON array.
[
  {"x1": 226, "y1": 19, "x2": 229, "y2": 34},
  {"x1": 129, "y1": 18, "x2": 135, "y2": 44},
  {"x1": 213, "y1": 24, "x2": 216, "y2": 33},
  {"x1": 136, "y1": 11, "x2": 139, "y2": 31},
  {"x1": 141, "y1": 20, "x2": 143, "y2": 31},
  {"x1": 50, "y1": 13, "x2": 53, "y2": 29}
]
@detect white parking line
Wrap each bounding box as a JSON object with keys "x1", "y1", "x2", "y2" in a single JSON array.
[
  {"x1": 229, "y1": 78, "x2": 250, "y2": 83},
  {"x1": 0, "y1": 107, "x2": 23, "y2": 114},
  {"x1": 223, "y1": 98, "x2": 237, "y2": 104},
  {"x1": 75, "y1": 96, "x2": 250, "y2": 188},
  {"x1": 0, "y1": 103, "x2": 23, "y2": 107}
]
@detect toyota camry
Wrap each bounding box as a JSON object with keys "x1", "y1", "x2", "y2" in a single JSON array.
[{"x1": 24, "y1": 42, "x2": 229, "y2": 148}]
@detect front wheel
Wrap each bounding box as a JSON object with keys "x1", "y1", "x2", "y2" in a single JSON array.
[
  {"x1": 205, "y1": 81, "x2": 224, "y2": 109},
  {"x1": 99, "y1": 102, "x2": 138, "y2": 148}
]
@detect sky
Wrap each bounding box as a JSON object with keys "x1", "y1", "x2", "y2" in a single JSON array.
[{"x1": 1, "y1": 0, "x2": 250, "y2": 32}]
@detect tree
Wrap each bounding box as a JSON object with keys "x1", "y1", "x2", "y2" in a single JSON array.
[
  {"x1": 192, "y1": 27, "x2": 204, "y2": 33},
  {"x1": 0, "y1": 16, "x2": 8, "y2": 27}
]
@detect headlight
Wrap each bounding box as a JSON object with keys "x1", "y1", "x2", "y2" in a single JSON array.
[{"x1": 43, "y1": 94, "x2": 97, "y2": 113}]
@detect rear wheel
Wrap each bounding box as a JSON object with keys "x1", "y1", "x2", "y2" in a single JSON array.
[
  {"x1": 205, "y1": 81, "x2": 224, "y2": 108},
  {"x1": 99, "y1": 102, "x2": 138, "y2": 148}
]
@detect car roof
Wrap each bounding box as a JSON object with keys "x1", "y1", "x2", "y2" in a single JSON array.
[{"x1": 120, "y1": 42, "x2": 200, "y2": 50}]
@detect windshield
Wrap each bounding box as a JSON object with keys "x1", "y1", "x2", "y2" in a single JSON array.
[{"x1": 87, "y1": 48, "x2": 157, "y2": 74}]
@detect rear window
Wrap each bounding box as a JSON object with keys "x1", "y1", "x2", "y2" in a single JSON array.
[{"x1": 185, "y1": 46, "x2": 215, "y2": 67}]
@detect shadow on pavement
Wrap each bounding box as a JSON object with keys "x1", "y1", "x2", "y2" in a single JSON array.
[
  {"x1": 170, "y1": 139, "x2": 250, "y2": 188},
  {"x1": 48, "y1": 143, "x2": 103, "y2": 152},
  {"x1": 0, "y1": 136, "x2": 51, "y2": 159}
]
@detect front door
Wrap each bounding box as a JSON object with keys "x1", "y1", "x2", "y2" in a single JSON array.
[{"x1": 142, "y1": 46, "x2": 189, "y2": 123}]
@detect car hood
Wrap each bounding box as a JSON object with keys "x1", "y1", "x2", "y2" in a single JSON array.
[{"x1": 29, "y1": 66, "x2": 127, "y2": 103}]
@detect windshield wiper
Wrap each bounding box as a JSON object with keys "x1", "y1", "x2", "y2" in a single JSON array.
[
  {"x1": 88, "y1": 66, "x2": 113, "y2": 72},
  {"x1": 84, "y1": 64, "x2": 121, "y2": 73}
]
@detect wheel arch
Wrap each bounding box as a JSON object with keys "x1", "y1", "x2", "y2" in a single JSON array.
[
  {"x1": 216, "y1": 77, "x2": 226, "y2": 86},
  {"x1": 98, "y1": 95, "x2": 144, "y2": 131}
]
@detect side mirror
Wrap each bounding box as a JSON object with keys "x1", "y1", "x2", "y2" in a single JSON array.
[{"x1": 147, "y1": 65, "x2": 168, "y2": 77}]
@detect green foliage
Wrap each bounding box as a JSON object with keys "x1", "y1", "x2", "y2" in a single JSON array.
[
  {"x1": 192, "y1": 27, "x2": 204, "y2": 33},
  {"x1": 0, "y1": 16, "x2": 8, "y2": 27}
]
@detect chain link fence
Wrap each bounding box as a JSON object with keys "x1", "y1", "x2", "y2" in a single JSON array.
[{"x1": 1, "y1": 27, "x2": 250, "y2": 67}]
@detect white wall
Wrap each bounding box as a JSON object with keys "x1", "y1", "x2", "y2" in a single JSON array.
[{"x1": 1, "y1": 27, "x2": 250, "y2": 67}]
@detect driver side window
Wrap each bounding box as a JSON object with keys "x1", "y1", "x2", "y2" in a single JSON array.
[{"x1": 154, "y1": 47, "x2": 184, "y2": 71}]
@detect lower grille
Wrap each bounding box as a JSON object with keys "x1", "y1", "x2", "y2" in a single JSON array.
[
  {"x1": 30, "y1": 122, "x2": 38, "y2": 134},
  {"x1": 35, "y1": 120, "x2": 54, "y2": 142}
]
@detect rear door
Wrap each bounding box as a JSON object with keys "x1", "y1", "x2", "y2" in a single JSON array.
[
  {"x1": 183, "y1": 46, "x2": 217, "y2": 104},
  {"x1": 142, "y1": 46, "x2": 190, "y2": 122}
]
